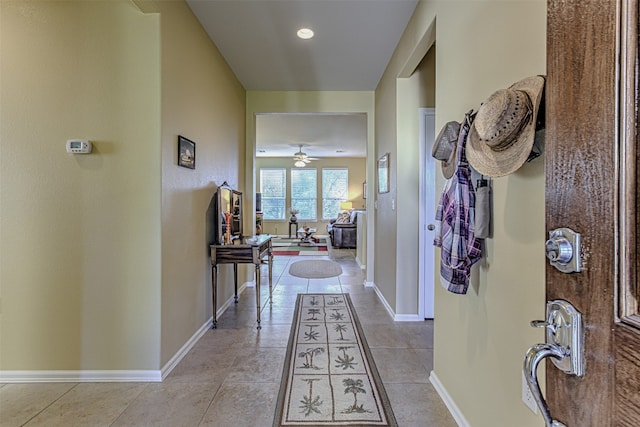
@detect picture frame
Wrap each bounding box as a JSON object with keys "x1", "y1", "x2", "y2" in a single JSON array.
[
  {"x1": 178, "y1": 135, "x2": 196, "y2": 169},
  {"x1": 363, "y1": 181, "x2": 367, "y2": 199},
  {"x1": 377, "y1": 153, "x2": 389, "y2": 194}
]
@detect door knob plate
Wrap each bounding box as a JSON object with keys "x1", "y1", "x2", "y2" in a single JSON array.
[
  {"x1": 525, "y1": 299, "x2": 584, "y2": 427},
  {"x1": 545, "y1": 300, "x2": 584, "y2": 376},
  {"x1": 546, "y1": 227, "x2": 582, "y2": 273}
]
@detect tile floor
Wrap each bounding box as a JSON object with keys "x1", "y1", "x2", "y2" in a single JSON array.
[{"x1": 0, "y1": 246, "x2": 456, "y2": 427}]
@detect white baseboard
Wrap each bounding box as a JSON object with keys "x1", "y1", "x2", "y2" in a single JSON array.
[
  {"x1": 370, "y1": 282, "x2": 396, "y2": 320},
  {"x1": 367, "y1": 282, "x2": 424, "y2": 322},
  {"x1": 394, "y1": 314, "x2": 423, "y2": 321},
  {"x1": 0, "y1": 285, "x2": 248, "y2": 383},
  {"x1": 430, "y1": 371, "x2": 470, "y2": 427},
  {"x1": 0, "y1": 370, "x2": 162, "y2": 383},
  {"x1": 161, "y1": 284, "x2": 247, "y2": 379},
  {"x1": 160, "y1": 318, "x2": 212, "y2": 380}
]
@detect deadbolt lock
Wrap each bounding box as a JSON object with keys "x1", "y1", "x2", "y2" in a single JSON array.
[{"x1": 545, "y1": 227, "x2": 581, "y2": 273}]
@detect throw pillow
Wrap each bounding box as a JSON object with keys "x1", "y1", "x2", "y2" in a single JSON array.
[{"x1": 335, "y1": 211, "x2": 351, "y2": 224}]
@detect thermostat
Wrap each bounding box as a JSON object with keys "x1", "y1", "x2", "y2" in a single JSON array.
[{"x1": 66, "y1": 139, "x2": 92, "y2": 154}]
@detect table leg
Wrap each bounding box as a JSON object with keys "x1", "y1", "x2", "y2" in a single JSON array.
[
  {"x1": 233, "y1": 263, "x2": 238, "y2": 303},
  {"x1": 255, "y1": 263, "x2": 262, "y2": 329},
  {"x1": 211, "y1": 264, "x2": 218, "y2": 329},
  {"x1": 268, "y1": 252, "x2": 273, "y2": 303}
]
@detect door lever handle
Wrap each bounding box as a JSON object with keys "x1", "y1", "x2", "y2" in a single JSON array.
[
  {"x1": 524, "y1": 343, "x2": 568, "y2": 427},
  {"x1": 530, "y1": 319, "x2": 558, "y2": 333},
  {"x1": 524, "y1": 300, "x2": 584, "y2": 426}
]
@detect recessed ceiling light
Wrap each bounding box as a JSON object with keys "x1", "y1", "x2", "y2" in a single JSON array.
[{"x1": 297, "y1": 28, "x2": 314, "y2": 40}]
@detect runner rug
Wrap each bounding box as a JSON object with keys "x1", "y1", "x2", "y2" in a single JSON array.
[{"x1": 273, "y1": 294, "x2": 397, "y2": 427}]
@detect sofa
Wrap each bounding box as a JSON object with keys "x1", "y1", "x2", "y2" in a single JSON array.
[{"x1": 327, "y1": 210, "x2": 359, "y2": 248}]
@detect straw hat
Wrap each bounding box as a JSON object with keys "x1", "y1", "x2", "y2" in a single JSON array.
[
  {"x1": 432, "y1": 121, "x2": 461, "y2": 179},
  {"x1": 467, "y1": 76, "x2": 545, "y2": 177}
]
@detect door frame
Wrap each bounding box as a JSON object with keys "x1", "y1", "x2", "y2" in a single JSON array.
[{"x1": 418, "y1": 107, "x2": 436, "y2": 319}]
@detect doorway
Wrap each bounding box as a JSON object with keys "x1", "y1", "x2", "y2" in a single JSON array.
[{"x1": 419, "y1": 108, "x2": 436, "y2": 319}]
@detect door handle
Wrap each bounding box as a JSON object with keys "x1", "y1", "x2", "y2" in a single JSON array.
[
  {"x1": 524, "y1": 300, "x2": 584, "y2": 427},
  {"x1": 524, "y1": 344, "x2": 568, "y2": 427}
]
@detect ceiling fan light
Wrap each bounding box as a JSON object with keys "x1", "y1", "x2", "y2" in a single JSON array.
[
  {"x1": 297, "y1": 28, "x2": 314, "y2": 40},
  {"x1": 294, "y1": 160, "x2": 306, "y2": 167}
]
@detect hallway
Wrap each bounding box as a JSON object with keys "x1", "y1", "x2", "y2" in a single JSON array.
[{"x1": 0, "y1": 246, "x2": 455, "y2": 427}]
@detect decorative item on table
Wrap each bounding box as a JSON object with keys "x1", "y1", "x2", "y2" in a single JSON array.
[
  {"x1": 255, "y1": 212, "x2": 263, "y2": 235},
  {"x1": 224, "y1": 211, "x2": 232, "y2": 244},
  {"x1": 288, "y1": 207, "x2": 299, "y2": 223}
]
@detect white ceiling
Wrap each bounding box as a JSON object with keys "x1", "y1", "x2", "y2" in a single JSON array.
[
  {"x1": 255, "y1": 113, "x2": 367, "y2": 158},
  {"x1": 187, "y1": 0, "x2": 418, "y2": 158}
]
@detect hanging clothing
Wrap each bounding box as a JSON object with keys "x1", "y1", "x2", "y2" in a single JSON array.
[{"x1": 434, "y1": 112, "x2": 483, "y2": 294}]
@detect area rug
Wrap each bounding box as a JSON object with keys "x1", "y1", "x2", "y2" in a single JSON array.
[
  {"x1": 289, "y1": 260, "x2": 343, "y2": 279},
  {"x1": 273, "y1": 237, "x2": 329, "y2": 256},
  {"x1": 273, "y1": 294, "x2": 397, "y2": 427}
]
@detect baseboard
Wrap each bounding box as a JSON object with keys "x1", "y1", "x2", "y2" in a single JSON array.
[
  {"x1": 160, "y1": 317, "x2": 212, "y2": 380},
  {"x1": 0, "y1": 370, "x2": 162, "y2": 383},
  {"x1": 364, "y1": 280, "x2": 375, "y2": 288},
  {"x1": 371, "y1": 282, "x2": 396, "y2": 320},
  {"x1": 161, "y1": 284, "x2": 247, "y2": 379},
  {"x1": 429, "y1": 371, "x2": 470, "y2": 427},
  {"x1": 394, "y1": 314, "x2": 423, "y2": 322},
  {"x1": 0, "y1": 285, "x2": 248, "y2": 384}
]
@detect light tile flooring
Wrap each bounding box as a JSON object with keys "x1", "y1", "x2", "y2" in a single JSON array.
[{"x1": 0, "y1": 246, "x2": 456, "y2": 427}]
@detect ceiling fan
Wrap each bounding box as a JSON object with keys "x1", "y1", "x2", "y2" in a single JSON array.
[{"x1": 293, "y1": 144, "x2": 319, "y2": 167}]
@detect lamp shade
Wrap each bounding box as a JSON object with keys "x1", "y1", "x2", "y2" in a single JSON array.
[{"x1": 340, "y1": 201, "x2": 353, "y2": 210}]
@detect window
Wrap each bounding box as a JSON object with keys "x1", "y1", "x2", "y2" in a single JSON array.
[
  {"x1": 260, "y1": 168, "x2": 286, "y2": 220},
  {"x1": 322, "y1": 168, "x2": 348, "y2": 219},
  {"x1": 291, "y1": 169, "x2": 317, "y2": 220}
]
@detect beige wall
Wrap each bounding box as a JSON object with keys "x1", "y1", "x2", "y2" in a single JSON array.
[
  {"x1": 255, "y1": 157, "x2": 366, "y2": 236},
  {"x1": 0, "y1": 0, "x2": 246, "y2": 373},
  {"x1": 155, "y1": 1, "x2": 246, "y2": 368},
  {"x1": 0, "y1": 1, "x2": 161, "y2": 370},
  {"x1": 377, "y1": 1, "x2": 546, "y2": 426}
]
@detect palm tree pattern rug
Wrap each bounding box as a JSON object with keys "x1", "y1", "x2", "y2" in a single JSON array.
[{"x1": 273, "y1": 294, "x2": 397, "y2": 427}]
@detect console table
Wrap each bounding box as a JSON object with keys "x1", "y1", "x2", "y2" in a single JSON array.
[{"x1": 210, "y1": 234, "x2": 273, "y2": 329}]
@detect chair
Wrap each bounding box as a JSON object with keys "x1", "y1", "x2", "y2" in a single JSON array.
[{"x1": 327, "y1": 210, "x2": 358, "y2": 248}]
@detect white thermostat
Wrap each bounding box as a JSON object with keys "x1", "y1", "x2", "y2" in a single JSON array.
[{"x1": 66, "y1": 139, "x2": 92, "y2": 154}]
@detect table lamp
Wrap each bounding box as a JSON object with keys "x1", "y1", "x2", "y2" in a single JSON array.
[{"x1": 340, "y1": 201, "x2": 353, "y2": 211}]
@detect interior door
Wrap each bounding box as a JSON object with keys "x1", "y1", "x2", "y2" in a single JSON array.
[
  {"x1": 419, "y1": 107, "x2": 436, "y2": 319},
  {"x1": 545, "y1": 0, "x2": 640, "y2": 425}
]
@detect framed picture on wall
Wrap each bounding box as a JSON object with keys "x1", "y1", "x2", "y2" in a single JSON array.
[
  {"x1": 377, "y1": 153, "x2": 389, "y2": 194},
  {"x1": 178, "y1": 135, "x2": 196, "y2": 169}
]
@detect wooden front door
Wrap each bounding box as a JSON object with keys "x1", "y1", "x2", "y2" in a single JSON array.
[{"x1": 546, "y1": 0, "x2": 640, "y2": 425}]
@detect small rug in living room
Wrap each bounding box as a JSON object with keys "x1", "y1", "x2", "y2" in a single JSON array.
[
  {"x1": 273, "y1": 294, "x2": 397, "y2": 427},
  {"x1": 272, "y1": 237, "x2": 329, "y2": 256},
  {"x1": 289, "y1": 260, "x2": 342, "y2": 279}
]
